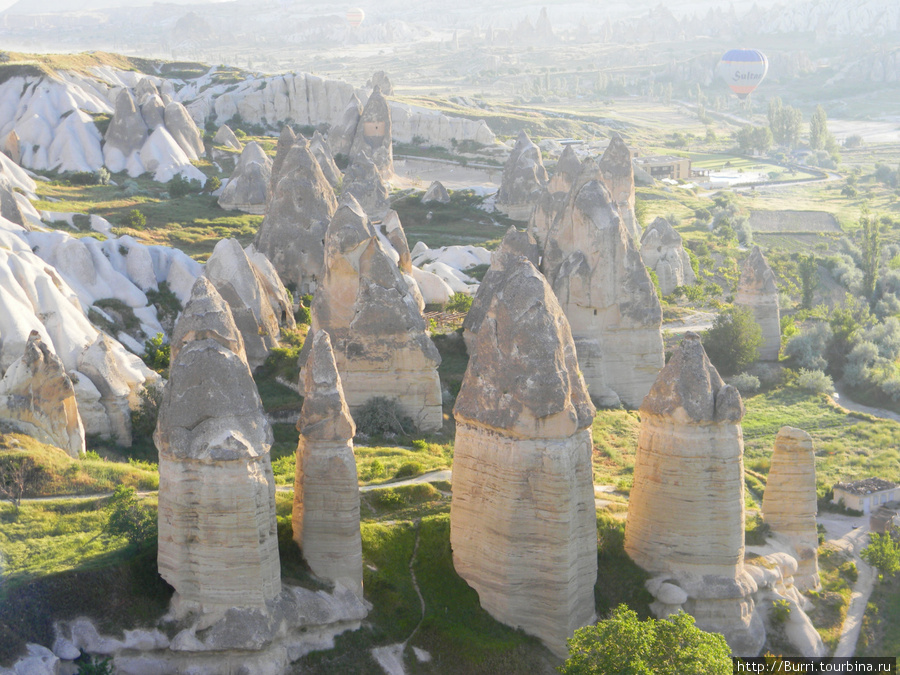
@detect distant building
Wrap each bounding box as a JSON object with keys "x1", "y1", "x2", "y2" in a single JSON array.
[
  {"x1": 833, "y1": 478, "x2": 899, "y2": 515},
  {"x1": 633, "y1": 155, "x2": 692, "y2": 181}
]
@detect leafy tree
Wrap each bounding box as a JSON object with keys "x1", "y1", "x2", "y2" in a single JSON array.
[
  {"x1": 809, "y1": 105, "x2": 829, "y2": 151},
  {"x1": 0, "y1": 455, "x2": 46, "y2": 514},
  {"x1": 560, "y1": 605, "x2": 731, "y2": 675},
  {"x1": 860, "y1": 208, "x2": 882, "y2": 305},
  {"x1": 799, "y1": 255, "x2": 819, "y2": 310},
  {"x1": 702, "y1": 306, "x2": 763, "y2": 377},
  {"x1": 767, "y1": 97, "x2": 802, "y2": 147},
  {"x1": 205, "y1": 175, "x2": 222, "y2": 193},
  {"x1": 103, "y1": 485, "x2": 157, "y2": 549},
  {"x1": 861, "y1": 532, "x2": 900, "y2": 577},
  {"x1": 167, "y1": 174, "x2": 202, "y2": 198},
  {"x1": 77, "y1": 657, "x2": 114, "y2": 675}
]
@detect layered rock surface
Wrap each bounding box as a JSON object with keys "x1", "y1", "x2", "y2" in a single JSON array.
[
  {"x1": 497, "y1": 130, "x2": 548, "y2": 220},
  {"x1": 309, "y1": 197, "x2": 442, "y2": 432},
  {"x1": 736, "y1": 246, "x2": 780, "y2": 361},
  {"x1": 451, "y1": 255, "x2": 597, "y2": 658},
  {"x1": 640, "y1": 217, "x2": 697, "y2": 296},
  {"x1": 0, "y1": 331, "x2": 85, "y2": 456},
  {"x1": 155, "y1": 276, "x2": 281, "y2": 619},
  {"x1": 625, "y1": 332, "x2": 765, "y2": 655},
  {"x1": 218, "y1": 141, "x2": 272, "y2": 214},
  {"x1": 254, "y1": 139, "x2": 338, "y2": 295},
  {"x1": 541, "y1": 173, "x2": 664, "y2": 407},
  {"x1": 762, "y1": 427, "x2": 820, "y2": 591},
  {"x1": 293, "y1": 331, "x2": 363, "y2": 598}
]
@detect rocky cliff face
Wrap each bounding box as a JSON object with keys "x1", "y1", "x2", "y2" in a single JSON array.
[
  {"x1": 541, "y1": 172, "x2": 664, "y2": 408},
  {"x1": 218, "y1": 142, "x2": 272, "y2": 214},
  {"x1": 451, "y1": 255, "x2": 597, "y2": 658},
  {"x1": 640, "y1": 217, "x2": 696, "y2": 296},
  {"x1": 762, "y1": 427, "x2": 820, "y2": 591},
  {"x1": 341, "y1": 155, "x2": 391, "y2": 220},
  {"x1": 0, "y1": 331, "x2": 85, "y2": 456},
  {"x1": 293, "y1": 331, "x2": 363, "y2": 598},
  {"x1": 497, "y1": 131, "x2": 548, "y2": 220},
  {"x1": 736, "y1": 246, "x2": 780, "y2": 362},
  {"x1": 625, "y1": 332, "x2": 765, "y2": 656},
  {"x1": 155, "y1": 276, "x2": 281, "y2": 620},
  {"x1": 309, "y1": 197, "x2": 442, "y2": 432},
  {"x1": 254, "y1": 139, "x2": 338, "y2": 295}
]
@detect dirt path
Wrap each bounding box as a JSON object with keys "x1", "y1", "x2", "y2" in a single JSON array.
[
  {"x1": 833, "y1": 526, "x2": 875, "y2": 657},
  {"x1": 832, "y1": 387, "x2": 900, "y2": 424}
]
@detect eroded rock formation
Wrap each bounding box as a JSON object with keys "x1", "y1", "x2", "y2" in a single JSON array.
[
  {"x1": 422, "y1": 180, "x2": 450, "y2": 204},
  {"x1": 598, "y1": 134, "x2": 641, "y2": 241},
  {"x1": 462, "y1": 226, "x2": 539, "y2": 352},
  {"x1": 736, "y1": 246, "x2": 780, "y2": 361},
  {"x1": 213, "y1": 124, "x2": 242, "y2": 151},
  {"x1": 529, "y1": 146, "x2": 583, "y2": 247},
  {"x1": 0, "y1": 331, "x2": 85, "y2": 456},
  {"x1": 625, "y1": 332, "x2": 765, "y2": 656},
  {"x1": 762, "y1": 427, "x2": 820, "y2": 591},
  {"x1": 218, "y1": 141, "x2": 272, "y2": 214},
  {"x1": 103, "y1": 89, "x2": 148, "y2": 175},
  {"x1": 349, "y1": 86, "x2": 393, "y2": 177},
  {"x1": 541, "y1": 172, "x2": 664, "y2": 407},
  {"x1": 497, "y1": 130, "x2": 548, "y2": 220},
  {"x1": 254, "y1": 139, "x2": 338, "y2": 295},
  {"x1": 204, "y1": 238, "x2": 283, "y2": 371},
  {"x1": 310, "y1": 130, "x2": 342, "y2": 187},
  {"x1": 293, "y1": 331, "x2": 363, "y2": 597},
  {"x1": 328, "y1": 94, "x2": 362, "y2": 157},
  {"x1": 341, "y1": 155, "x2": 390, "y2": 219},
  {"x1": 640, "y1": 217, "x2": 697, "y2": 296},
  {"x1": 309, "y1": 196, "x2": 442, "y2": 432},
  {"x1": 451, "y1": 255, "x2": 597, "y2": 658},
  {"x1": 156, "y1": 276, "x2": 281, "y2": 620}
]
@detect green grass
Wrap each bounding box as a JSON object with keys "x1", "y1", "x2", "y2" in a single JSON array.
[
  {"x1": 859, "y1": 575, "x2": 900, "y2": 657},
  {"x1": 32, "y1": 176, "x2": 261, "y2": 261},
  {"x1": 356, "y1": 444, "x2": 452, "y2": 485},
  {"x1": 0, "y1": 433, "x2": 158, "y2": 496},
  {"x1": 806, "y1": 544, "x2": 855, "y2": 653},
  {"x1": 591, "y1": 410, "x2": 640, "y2": 491},
  {"x1": 392, "y1": 191, "x2": 513, "y2": 249}
]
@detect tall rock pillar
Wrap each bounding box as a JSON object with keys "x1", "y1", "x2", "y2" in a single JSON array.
[
  {"x1": 625, "y1": 332, "x2": 765, "y2": 656},
  {"x1": 293, "y1": 331, "x2": 363, "y2": 598},
  {"x1": 762, "y1": 426, "x2": 820, "y2": 591},
  {"x1": 736, "y1": 246, "x2": 780, "y2": 361},
  {"x1": 450, "y1": 256, "x2": 597, "y2": 657},
  {"x1": 155, "y1": 276, "x2": 281, "y2": 620}
]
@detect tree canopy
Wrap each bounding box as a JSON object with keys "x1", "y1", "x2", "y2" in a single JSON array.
[
  {"x1": 702, "y1": 305, "x2": 763, "y2": 377},
  {"x1": 560, "y1": 605, "x2": 732, "y2": 675}
]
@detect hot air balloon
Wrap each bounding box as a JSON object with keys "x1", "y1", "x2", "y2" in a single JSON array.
[
  {"x1": 717, "y1": 49, "x2": 768, "y2": 99},
  {"x1": 346, "y1": 8, "x2": 365, "y2": 28}
]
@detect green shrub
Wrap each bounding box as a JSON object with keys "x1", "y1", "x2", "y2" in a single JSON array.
[
  {"x1": 394, "y1": 461, "x2": 425, "y2": 479},
  {"x1": 103, "y1": 486, "x2": 156, "y2": 550},
  {"x1": 145, "y1": 281, "x2": 183, "y2": 329},
  {"x1": 122, "y1": 209, "x2": 146, "y2": 229},
  {"x1": 744, "y1": 513, "x2": 771, "y2": 545},
  {"x1": 167, "y1": 174, "x2": 202, "y2": 198},
  {"x1": 770, "y1": 598, "x2": 791, "y2": 624},
  {"x1": 839, "y1": 560, "x2": 859, "y2": 583},
  {"x1": 797, "y1": 368, "x2": 834, "y2": 394},
  {"x1": 730, "y1": 372, "x2": 760, "y2": 394},
  {"x1": 445, "y1": 292, "x2": 474, "y2": 313},
  {"x1": 355, "y1": 397, "x2": 414, "y2": 437},
  {"x1": 76, "y1": 657, "x2": 114, "y2": 675},
  {"x1": 205, "y1": 175, "x2": 222, "y2": 193},
  {"x1": 141, "y1": 333, "x2": 170, "y2": 374}
]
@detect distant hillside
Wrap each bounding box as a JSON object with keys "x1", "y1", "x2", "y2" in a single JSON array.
[{"x1": 3, "y1": 0, "x2": 223, "y2": 15}]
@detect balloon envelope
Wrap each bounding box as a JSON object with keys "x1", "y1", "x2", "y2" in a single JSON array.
[
  {"x1": 347, "y1": 8, "x2": 365, "y2": 28},
  {"x1": 718, "y1": 49, "x2": 768, "y2": 99}
]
